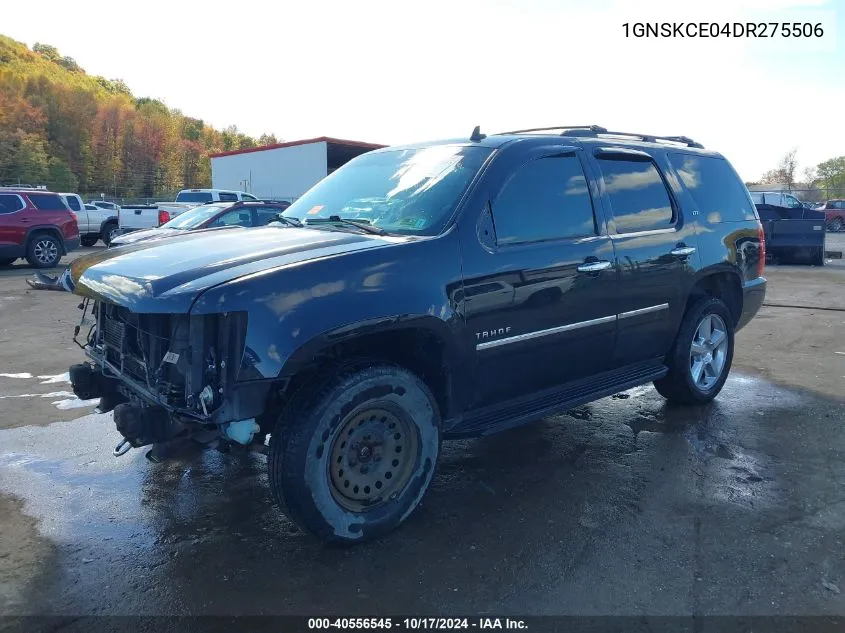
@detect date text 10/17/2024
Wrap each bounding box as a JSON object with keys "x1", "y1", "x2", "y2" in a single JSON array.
[{"x1": 308, "y1": 618, "x2": 528, "y2": 630}]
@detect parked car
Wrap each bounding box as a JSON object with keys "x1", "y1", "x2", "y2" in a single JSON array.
[
  {"x1": 0, "y1": 188, "x2": 80, "y2": 268},
  {"x1": 749, "y1": 191, "x2": 807, "y2": 209},
  {"x1": 117, "y1": 189, "x2": 258, "y2": 233},
  {"x1": 110, "y1": 200, "x2": 292, "y2": 247},
  {"x1": 174, "y1": 188, "x2": 259, "y2": 204},
  {"x1": 814, "y1": 199, "x2": 845, "y2": 232},
  {"x1": 67, "y1": 125, "x2": 766, "y2": 544},
  {"x1": 60, "y1": 194, "x2": 120, "y2": 246}
]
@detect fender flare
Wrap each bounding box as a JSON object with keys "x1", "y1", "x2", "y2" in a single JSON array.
[
  {"x1": 279, "y1": 314, "x2": 461, "y2": 377},
  {"x1": 24, "y1": 225, "x2": 67, "y2": 254},
  {"x1": 98, "y1": 216, "x2": 118, "y2": 233}
]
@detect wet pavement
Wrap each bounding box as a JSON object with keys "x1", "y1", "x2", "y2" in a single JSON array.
[{"x1": 1, "y1": 372, "x2": 845, "y2": 623}]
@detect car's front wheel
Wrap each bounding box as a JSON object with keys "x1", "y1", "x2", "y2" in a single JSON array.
[
  {"x1": 654, "y1": 296, "x2": 734, "y2": 405},
  {"x1": 268, "y1": 363, "x2": 440, "y2": 545}
]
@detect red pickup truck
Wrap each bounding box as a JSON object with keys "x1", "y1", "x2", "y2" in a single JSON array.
[{"x1": 0, "y1": 188, "x2": 81, "y2": 268}]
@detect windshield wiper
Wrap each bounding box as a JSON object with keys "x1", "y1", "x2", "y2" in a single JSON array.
[
  {"x1": 272, "y1": 215, "x2": 303, "y2": 227},
  {"x1": 305, "y1": 215, "x2": 388, "y2": 236}
]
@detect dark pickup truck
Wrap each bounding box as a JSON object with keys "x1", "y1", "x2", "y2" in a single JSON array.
[
  {"x1": 67, "y1": 125, "x2": 766, "y2": 544},
  {"x1": 756, "y1": 203, "x2": 826, "y2": 266}
]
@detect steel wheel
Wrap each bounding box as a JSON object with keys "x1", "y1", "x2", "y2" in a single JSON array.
[
  {"x1": 33, "y1": 239, "x2": 59, "y2": 266},
  {"x1": 689, "y1": 313, "x2": 728, "y2": 391},
  {"x1": 328, "y1": 405, "x2": 420, "y2": 513}
]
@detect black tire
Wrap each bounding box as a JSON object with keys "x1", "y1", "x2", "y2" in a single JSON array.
[
  {"x1": 830, "y1": 217, "x2": 843, "y2": 232},
  {"x1": 654, "y1": 296, "x2": 735, "y2": 405},
  {"x1": 81, "y1": 234, "x2": 99, "y2": 247},
  {"x1": 25, "y1": 233, "x2": 62, "y2": 269},
  {"x1": 0, "y1": 257, "x2": 15, "y2": 266},
  {"x1": 101, "y1": 221, "x2": 119, "y2": 246},
  {"x1": 268, "y1": 363, "x2": 440, "y2": 545}
]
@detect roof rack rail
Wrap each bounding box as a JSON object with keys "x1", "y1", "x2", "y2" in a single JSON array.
[
  {"x1": 559, "y1": 127, "x2": 703, "y2": 149},
  {"x1": 496, "y1": 125, "x2": 604, "y2": 135},
  {"x1": 496, "y1": 125, "x2": 704, "y2": 149}
]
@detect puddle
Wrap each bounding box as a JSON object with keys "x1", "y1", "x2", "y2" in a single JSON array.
[{"x1": 38, "y1": 373, "x2": 70, "y2": 384}]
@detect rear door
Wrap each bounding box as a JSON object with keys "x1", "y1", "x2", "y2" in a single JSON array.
[
  {"x1": 0, "y1": 194, "x2": 28, "y2": 254},
  {"x1": 460, "y1": 146, "x2": 618, "y2": 407},
  {"x1": 588, "y1": 148, "x2": 698, "y2": 365}
]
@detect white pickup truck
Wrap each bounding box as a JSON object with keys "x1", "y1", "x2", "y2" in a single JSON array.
[
  {"x1": 118, "y1": 189, "x2": 258, "y2": 232},
  {"x1": 59, "y1": 193, "x2": 120, "y2": 246}
]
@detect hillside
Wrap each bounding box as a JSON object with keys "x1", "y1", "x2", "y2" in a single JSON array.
[{"x1": 0, "y1": 35, "x2": 276, "y2": 199}]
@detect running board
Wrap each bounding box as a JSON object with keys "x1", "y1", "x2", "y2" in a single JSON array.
[{"x1": 444, "y1": 359, "x2": 667, "y2": 437}]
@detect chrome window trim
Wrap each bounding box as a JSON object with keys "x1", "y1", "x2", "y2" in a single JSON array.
[{"x1": 0, "y1": 194, "x2": 27, "y2": 215}]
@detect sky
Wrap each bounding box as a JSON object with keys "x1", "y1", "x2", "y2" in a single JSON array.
[{"x1": 3, "y1": 0, "x2": 843, "y2": 181}]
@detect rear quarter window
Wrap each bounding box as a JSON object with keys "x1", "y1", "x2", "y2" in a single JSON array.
[
  {"x1": 668, "y1": 153, "x2": 756, "y2": 223},
  {"x1": 28, "y1": 193, "x2": 70, "y2": 212}
]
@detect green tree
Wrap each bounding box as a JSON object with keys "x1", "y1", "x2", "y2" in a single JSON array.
[
  {"x1": 46, "y1": 156, "x2": 79, "y2": 191},
  {"x1": 32, "y1": 43, "x2": 60, "y2": 62},
  {"x1": 816, "y1": 157, "x2": 845, "y2": 192}
]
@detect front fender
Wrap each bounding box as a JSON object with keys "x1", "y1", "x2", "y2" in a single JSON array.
[{"x1": 190, "y1": 233, "x2": 466, "y2": 382}]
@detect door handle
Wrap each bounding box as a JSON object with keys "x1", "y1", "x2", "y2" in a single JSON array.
[
  {"x1": 670, "y1": 246, "x2": 696, "y2": 257},
  {"x1": 577, "y1": 260, "x2": 612, "y2": 273}
]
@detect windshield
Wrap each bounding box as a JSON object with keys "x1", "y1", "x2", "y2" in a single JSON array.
[
  {"x1": 282, "y1": 145, "x2": 493, "y2": 235},
  {"x1": 176, "y1": 191, "x2": 214, "y2": 203},
  {"x1": 161, "y1": 204, "x2": 229, "y2": 229}
]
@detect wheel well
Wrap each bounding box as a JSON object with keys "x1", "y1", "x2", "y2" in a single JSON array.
[
  {"x1": 273, "y1": 328, "x2": 451, "y2": 423},
  {"x1": 27, "y1": 229, "x2": 65, "y2": 254},
  {"x1": 688, "y1": 273, "x2": 742, "y2": 326}
]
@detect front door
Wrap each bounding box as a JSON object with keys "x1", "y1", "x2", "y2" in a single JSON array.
[{"x1": 459, "y1": 148, "x2": 618, "y2": 408}]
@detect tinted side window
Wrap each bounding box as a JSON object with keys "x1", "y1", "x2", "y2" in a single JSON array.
[
  {"x1": 64, "y1": 196, "x2": 82, "y2": 211},
  {"x1": 492, "y1": 155, "x2": 596, "y2": 245},
  {"x1": 598, "y1": 158, "x2": 673, "y2": 233},
  {"x1": 208, "y1": 210, "x2": 251, "y2": 228},
  {"x1": 0, "y1": 194, "x2": 25, "y2": 214},
  {"x1": 668, "y1": 153, "x2": 756, "y2": 223},
  {"x1": 242, "y1": 194, "x2": 258, "y2": 201},
  {"x1": 218, "y1": 192, "x2": 239, "y2": 202},
  {"x1": 28, "y1": 193, "x2": 69, "y2": 211},
  {"x1": 256, "y1": 208, "x2": 284, "y2": 225}
]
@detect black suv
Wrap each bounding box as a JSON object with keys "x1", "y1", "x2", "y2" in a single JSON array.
[{"x1": 67, "y1": 125, "x2": 766, "y2": 544}]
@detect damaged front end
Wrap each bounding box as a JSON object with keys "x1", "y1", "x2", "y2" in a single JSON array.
[{"x1": 70, "y1": 300, "x2": 270, "y2": 461}]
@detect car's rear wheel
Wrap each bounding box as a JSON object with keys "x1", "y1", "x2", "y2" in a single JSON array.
[
  {"x1": 830, "y1": 217, "x2": 844, "y2": 232},
  {"x1": 654, "y1": 296, "x2": 734, "y2": 405},
  {"x1": 81, "y1": 235, "x2": 99, "y2": 247},
  {"x1": 0, "y1": 257, "x2": 16, "y2": 266},
  {"x1": 268, "y1": 363, "x2": 440, "y2": 545},
  {"x1": 101, "y1": 221, "x2": 119, "y2": 246},
  {"x1": 25, "y1": 234, "x2": 61, "y2": 269}
]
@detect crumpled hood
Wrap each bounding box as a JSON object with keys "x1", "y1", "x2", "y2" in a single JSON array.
[{"x1": 70, "y1": 226, "x2": 395, "y2": 313}]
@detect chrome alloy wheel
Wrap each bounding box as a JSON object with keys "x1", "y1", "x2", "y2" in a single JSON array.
[
  {"x1": 33, "y1": 239, "x2": 59, "y2": 266},
  {"x1": 689, "y1": 313, "x2": 729, "y2": 390}
]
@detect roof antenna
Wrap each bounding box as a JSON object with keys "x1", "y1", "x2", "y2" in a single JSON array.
[{"x1": 470, "y1": 126, "x2": 486, "y2": 142}]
